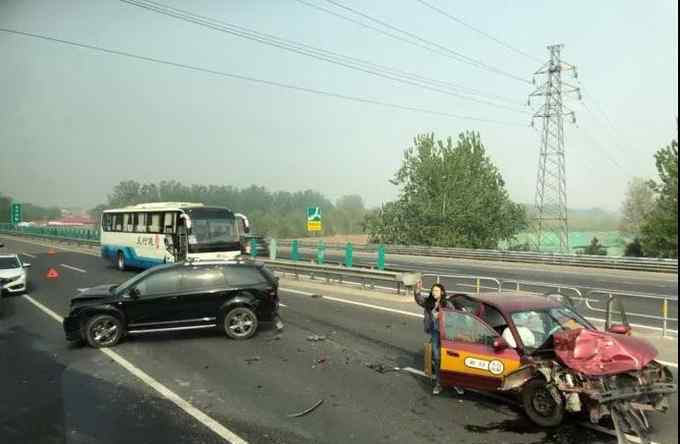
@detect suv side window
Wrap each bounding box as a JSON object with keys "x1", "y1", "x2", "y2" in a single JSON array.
[
  {"x1": 180, "y1": 267, "x2": 226, "y2": 292},
  {"x1": 135, "y1": 270, "x2": 180, "y2": 296},
  {"x1": 223, "y1": 266, "x2": 266, "y2": 287}
]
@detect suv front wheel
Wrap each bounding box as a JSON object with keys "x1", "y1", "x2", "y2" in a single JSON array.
[
  {"x1": 84, "y1": 314, "x2": 124, "y2": 348},
  {"x1": 223, "y1": 307, "x2": 258, "y2": 340}
]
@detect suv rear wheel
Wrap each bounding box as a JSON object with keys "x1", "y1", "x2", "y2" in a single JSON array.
[
  {"x1": 85, "y1": 314, "x2": 124, "y2": 348},
  {"x1": 223, "y1": 307, "x2": 258, "y2": 340}
]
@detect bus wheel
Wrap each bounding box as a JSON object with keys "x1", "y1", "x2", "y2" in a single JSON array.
[{"x1": 116, "y1": 252, "x2": 126, "y2": 271}]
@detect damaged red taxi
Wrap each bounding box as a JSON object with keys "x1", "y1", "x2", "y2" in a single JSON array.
[{"x1": 429, "y1": 291, "x2": 676, "y2": 443}]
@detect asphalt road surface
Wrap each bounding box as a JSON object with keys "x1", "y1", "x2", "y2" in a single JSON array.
[{"x1": 0, "y1": 237, "x2": 677, "y2": 444}]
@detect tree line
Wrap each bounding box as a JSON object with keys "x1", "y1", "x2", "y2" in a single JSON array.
[{"x1": 89, "y1": 181, "x2": 366, "y2": 239}]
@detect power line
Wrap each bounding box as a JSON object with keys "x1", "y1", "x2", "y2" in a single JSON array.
[
  {"x1": 413, "y1": 0, "x2": 543, "y2": 64},
  {"x1": 120, "y1": 0, "x2": 529, "y2": 114},
  {"x1": 293, "y1": 0, "x2": 530, "y2": 85},
  {"x1": 320, "y1": 0, "x2": 532, "y2": 84},
  {"x1": 0, "y1": 27, "x2": 526, "y2": 127},
  {"x1": 579, "y1": 84, "x2": 638, "y2": 156}
]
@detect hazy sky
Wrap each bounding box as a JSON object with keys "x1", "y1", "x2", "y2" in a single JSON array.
[{"x1": 1, "y1": 0, "x2": 677, "y2": 211}]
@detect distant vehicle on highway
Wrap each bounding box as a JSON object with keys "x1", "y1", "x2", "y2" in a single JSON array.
[
  {"x1": 241, "y1": 234, "x2": 270, "y2": 257},
  {"x1": 428, "y1": 291, "x2": 675, "y2": 442},
  {"x1": 0, "y1": 253, "x2": 31, "y2": 295},
  {"x1": 100, "y1": 202, "x2": 250, "y2": 271},
  {"x1": 63, "y1": 260, "x2": 279, "y2": 347}
]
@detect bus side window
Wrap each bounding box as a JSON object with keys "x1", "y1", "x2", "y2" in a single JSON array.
[
  {"x1": 163, "y1": 212, "x2": 176, "y2": 234},
  {"x1": 113, "y1": 214, "x2": 123, "y2": 232},
  {"x1": 125, "y1": 213, "x2": 134, "y2": 232},
  {"x1": 135, "y1": 213, "x2": 146, "y2": 233},
  {"x1": 102, "y1": 214, "x2": 113, "y2": 232},
  {"x1": 148, "y1": 212, "x2": 161, "y2": 234}
]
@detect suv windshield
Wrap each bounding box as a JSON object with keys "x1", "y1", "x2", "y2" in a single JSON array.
[
  {"x1": 511, "y1": 307, "x2": 592, "y2": 352},
  {"x1": 0, "y1": 257, "x2": 20, "y2": 269}
]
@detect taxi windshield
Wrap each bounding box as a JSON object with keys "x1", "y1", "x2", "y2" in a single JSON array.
[{"x1": 510, "y1": 307, "x2": 592, "y2": 352}]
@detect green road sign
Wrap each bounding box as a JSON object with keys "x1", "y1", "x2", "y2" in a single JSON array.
[
  {"x1": 10, "y1": 203, "x2": 22, "y2": 225},
  {"x1": 307, "y1": 207, "x2": 322, "y2": 232}
]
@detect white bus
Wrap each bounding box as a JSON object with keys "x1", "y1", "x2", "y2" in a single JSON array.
[{"x1": 101, "y1": 202, "x2": 250, "y2": 271}]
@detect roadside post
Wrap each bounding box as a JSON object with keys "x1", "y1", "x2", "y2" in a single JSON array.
[
  {"x1": 316, "y1": 240, "x2": 326, "y2": 265},
  {"x1": 269, "y1": 238, "x2": 277, "y2": 260},
  {"x1": 291, "y1": 240, "x2": 299, "y2": 261},
  {"x1": 250, "y1": 238, "x2": 257, "y2": 260},
  {"x1": 344, "y1": 242, "x2": 353, "y2": 268},
  {"x1": 377, "y1": 244, "x2": 385, "y2": 270}
]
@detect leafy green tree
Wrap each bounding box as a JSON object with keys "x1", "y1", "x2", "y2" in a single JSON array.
[
  {"x1": 640, "y1": 135, "x2": 678, "y2": 258},
  {"x1": 624, "y1": 237, "x2": 644, "y2": 257},
  {"x1": 364, "y1": 132, "x2": 527, "y2": 248},
  {"x1": 619, "y1": 177, "x2": 655, "y2": 236},
  {"x1": 582, "y1": 237, "x2": 607, "y2": 255}
]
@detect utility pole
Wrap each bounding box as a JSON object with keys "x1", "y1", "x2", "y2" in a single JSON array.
[{"x1": 528, "y1": 44, "x2": 581, "y2": 253}]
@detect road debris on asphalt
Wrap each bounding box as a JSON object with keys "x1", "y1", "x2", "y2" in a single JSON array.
[
  {"x1": 287, "y1": 399, "x2": 324, "y2": 418},
  {"x1": 306, "y1": 335, "x2": 327, "y2": 342},
  {"x1": 365, "y1": 362, "x2": 399, "y2": 374},
  {"x1": 245, "y1": 356, "x2": 261, "y2": 364}
]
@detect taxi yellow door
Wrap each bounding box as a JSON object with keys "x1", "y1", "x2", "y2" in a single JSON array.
[{"x1": 439, "y1": 309, "x2": 521, "y2": 391}]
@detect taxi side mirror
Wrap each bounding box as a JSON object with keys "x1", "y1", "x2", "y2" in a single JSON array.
[
  {"x1": 23, "y1": 263, "x2": 31, "y2": 269},
  {"x1": 493, "y1": 337, "x2": 509, "y2": 352}
]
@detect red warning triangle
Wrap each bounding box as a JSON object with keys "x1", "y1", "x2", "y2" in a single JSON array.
[{"x1": 46, "y1": 268, "x2": 60, "y2": 279}]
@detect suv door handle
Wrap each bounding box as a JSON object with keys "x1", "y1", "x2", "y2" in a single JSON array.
[{"x1": 446, "y1": 350, "x2": 460, "y2": 357}]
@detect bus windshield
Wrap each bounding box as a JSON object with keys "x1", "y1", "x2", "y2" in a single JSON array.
[{"x1": 184, "y1": 207, "x2": 240, "y2": 253}]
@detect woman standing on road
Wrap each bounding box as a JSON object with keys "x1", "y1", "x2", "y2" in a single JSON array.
[{"x1": 414, "y1": 282, "x2": 463, "y2": 395}]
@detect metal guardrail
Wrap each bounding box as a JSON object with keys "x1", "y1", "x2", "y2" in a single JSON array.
[
  {"x1": 416, "y1": 273, "x2": 677, "y2": 337},
  {"x1": 261, "y1": 259, "x2": 421, "y2": 295},
  {"x1": 280, "y1": 240, "x2": 678, "y2": 273},
  {"x1": 584, "y1": 289, "x2": 678, "y2": 337},
  {"x1": 421, "y1": 273, "x2": 502, "y2": 294},
  {"x1": 0, "y1": 224, "x2": 100, "y2": 244}
]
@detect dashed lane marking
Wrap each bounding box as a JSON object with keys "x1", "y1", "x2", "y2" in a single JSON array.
[{"x1": 60, "y1": 264, "x2": 87, "y2": 273}]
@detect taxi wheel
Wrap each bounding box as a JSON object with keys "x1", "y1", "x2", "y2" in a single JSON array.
[{"x1": 522, "y1": 379, "x2": 565, "y2": 427}]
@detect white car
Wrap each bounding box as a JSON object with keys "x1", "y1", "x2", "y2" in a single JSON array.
[{"x1": 0, "y1": 254, "x2": 30, "y2": 294}]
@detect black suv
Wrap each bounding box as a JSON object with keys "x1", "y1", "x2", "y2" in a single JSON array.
[{"x1": 63, "y1": 261, "x2": 279, "y2": 348}]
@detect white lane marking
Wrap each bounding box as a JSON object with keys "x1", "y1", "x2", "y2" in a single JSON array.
[
  {"x1": 23, "y1": 294, "x2": 65, "y2": 323},
  {"x1": 21, "y1": 252, "x2": 37, "y2": 258},
  {"x1": 21, "y1": 294, "x2": 248, "y2": 444},
  {"x1": 281, "y1": 287, "x2": 423, "y2": 319},
  {"x1": 60, "y1": 264, "x2": 87, "y2": 273}
]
